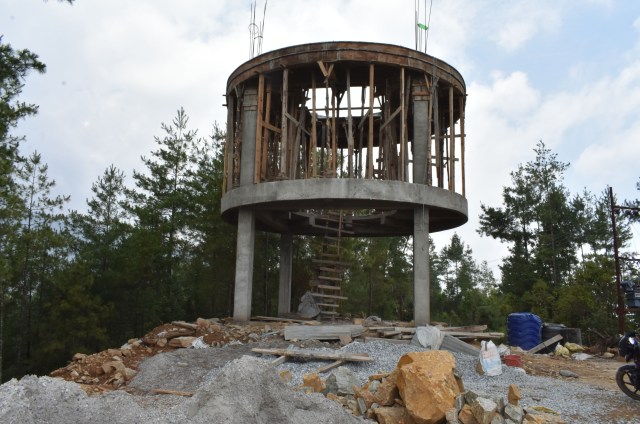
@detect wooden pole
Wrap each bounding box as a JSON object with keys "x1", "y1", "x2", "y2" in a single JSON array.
[
  {"x1": 367, "y1": 63, "x2": 375, "y2": 179},
  {"x1": 280, "y1": 69, "x2": 289, "y2": 176},
  {"x1": 400, "y1": 68, "x2": 406, "y2": 182},
  {"x1": 347, "y1": 69, "x2": 354, "y2": 178},
  {"x1": 332, "y1": 88, "x2": 337, "y2": 173},
  {"x1": 261, "y1": 79, "x2": 272, "y2": 180},
  {"x1": 459, "y1": 94, "x2": 465, "y2": 196},
  {"x1": 255, "y1": 74, "x2": 264, "y2": 184},
  {"x1": 311, "y1": 76, "x2": 317, "y2": 178},
  {"x1": 449, "y1": 86, "x2": 455, "y2": 191}
]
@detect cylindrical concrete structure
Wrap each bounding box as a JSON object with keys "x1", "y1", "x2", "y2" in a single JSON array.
[{"x1": 223, "y1": 42, "x2": 468, "y2": 323}]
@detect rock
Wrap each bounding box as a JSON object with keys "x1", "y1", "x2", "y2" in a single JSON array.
[
  {"x1": 123, "y1": 367, "x2": 137, "y2": 380},
  {"x1": 558, "y1": 369, "x2": 578, "y2": 378},
  {"x1": 445, "y1": 407, "x2": 458, "y2": 422},
  {"x1": 357, "y1": 397, "x2": 367, "y2": 415},
  {"x1": 168, "y1": 336, "x2": 197, "y2": 348},
  {"x1": 279, "y1": 370, "x2": 292, "y2": 383},
  {"x1": 373, "y1": 369, "x2": 400, "y2": 406},
  {"x1": 302, "y1": 373, "x2": 325, "y2": 393},
  {"x1": 101, "y1": 360, "x2": 126, "y2": 375},
  {"x1": 507, "y1": 384, "x2": 521, "y2": 406},
  {"x1": 156, "y1": 338, "x2": 167, "y2": 347},
  {"x1": 374, "y1": 406, "x2": 415, "y2": 424},
  {"x1": 490, "y1": 415, "x2": 505, "y2": 424},
  {"x1": 396, "y1": 351, "x2": 463, "y2": 424},
  {"x1": 571, "y1": 353, "x2": 592, "y2": 361},
  {"x1": 523, "y1": 410, "x2": 567, "y2": 423},
  {"x1": 324, "y1": 366, "x2": 359, "y2": 396},
  {"x1": 72, "y1": 353, "x2": 87, "y2": 361},
  {"x1": 368, "y1": 379, "x2": 381, "y2": 393},
  {"x1": 196, "y1": 317, "x2": 210, "y2": 329},
  {"x1": 411, "y1": 326, "x2": 442, "y2": 349},
  {"x1": 112, "y1": 356, "x2": 123, "y2": 362},
  {"x1": 504, "y1": 404, "x2": 524, "y2": 423},
  {"x1": 107, "y1": 348, "x2": 122, "y2": 356},
  {"x1": 70, "y1": 370, "x2": 79, "y2": 378},
  {"x1": 248, "y1": 333, "x2": 260, "y2": 342},
  {"x1": 471, "y1": 397, "x2": 497, "y2": 424},
  {"x1": 297, "y1": 291, "x2": 320, "y2": 318},
  {"x1": 458, "y1": 404, "x2": 479, "y2": 424},
  {"x1": 355, "y1": 386, "x2": 377, "y2": 409},
  {"x1": 602, "y1": 352, "x2": 615, "y2": 359}
]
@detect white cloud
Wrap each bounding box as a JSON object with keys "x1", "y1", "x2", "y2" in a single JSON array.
[{"x1": 489, "y1": 2, "x2": 564, "y2": 52}]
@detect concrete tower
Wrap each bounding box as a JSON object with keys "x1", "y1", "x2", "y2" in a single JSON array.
[{"x1": 221, "y1": 42, "x2": 468, "y2": 324}]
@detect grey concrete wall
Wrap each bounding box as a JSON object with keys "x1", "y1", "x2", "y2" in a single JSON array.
[{"x1": 412, "y1": 99, "x2": 429, "y2": 185}]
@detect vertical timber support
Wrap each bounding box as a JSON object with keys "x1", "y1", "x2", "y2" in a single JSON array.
[
  {"x1": 413, "y1": 206, "x2": 430, "y2": 326},
  {"x1": 449, "y1": 86, "x2": 455, "y2": 192},
  {"x1": 278, "y1": 232, "x2": 293, "y2": 315},
  {"x1": 367, "y1": 63, "x2": 374, "y2": 179},
  {"x1": 233, "y1": 87, "x2": 258, "y2": 321},
  {"x1": 460, "y1": 94, "x2": 466, "y2": 197}
]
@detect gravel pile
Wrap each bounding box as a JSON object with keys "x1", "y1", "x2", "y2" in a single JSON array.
[{"x1": 272, "y1": 339, "x2": 640, "y2": 424}]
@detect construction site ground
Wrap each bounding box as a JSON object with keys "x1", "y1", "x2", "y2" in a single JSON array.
[{"x1": 46, "y1": 319, "x2": 639, "y2": 423}]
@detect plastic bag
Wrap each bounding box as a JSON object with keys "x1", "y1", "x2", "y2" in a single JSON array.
[{"x1": 479, "y1": 340, "x2": 503, "y2": 376}]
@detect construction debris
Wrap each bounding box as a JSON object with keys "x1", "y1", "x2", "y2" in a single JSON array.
[
  {"x1": 251, "y1": 347, "x2": 373, "y2": 363},
  {"x1": 284, "y1": 324, "x2": 364, "y2": 341}
]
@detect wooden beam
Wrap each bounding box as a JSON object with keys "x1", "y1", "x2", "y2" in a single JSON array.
[
  {"x1": 347, "y1": 69, "x2": 354, "y2": 178},
  {"x1": 311, "y1": 75, "x2": 317, "y2": 177},
  {"x1": 316, "y1": 360, "x2": 345, "y2": 374},
  {"x1": 252, "y1": 347, "x2": 374, "y2": 362},
  {"x1": 367, "y1": 63, "x2": 374, "y2": 179},
  {"x1": 460, "y1": 94, "x2": 466, "y2": 196},
  {"x1": 260, "y1": 79, "x2": 272, "y2": 180},
  {"x1": 152, "y1": 389, "x2": 194, "y2": 397},
  {"x1": 449, "y1": 86, "x2": 455, "y2": 191},
  {"x1": 380, "y1": 105, "x2": 402, "y2": 132},
  {"x1": 280, "y1": 68, "x2": 289, "y2": 176},
  {"x1": 400, "y1": 67, "x2": 406, "y2": 182},
  {"x1": 271, "y1": 355, "x2": 287, "y2": 366},
  {"x1": 255, "y1": 73, "x2": 264, "y2": 184},
  {"x1": 527, "y1": 334, "x2": 563, "y2": 354}
]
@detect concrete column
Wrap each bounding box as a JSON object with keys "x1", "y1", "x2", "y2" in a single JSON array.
[
  {"x1": 278, "y1": 233, "x2": 293, "y2": 315},
  {"x1": 233, "y1": 86, "x2": 258, "y2": 321},
  {"x1": 233, "y1": 209, "x2": 255, "y2": 321},
  {"x1": 413, "y1": 206, "x2": 430, "y2": 326},
  {"x1": 412, "y1": 92, "x2": 429, "y2": 185}
]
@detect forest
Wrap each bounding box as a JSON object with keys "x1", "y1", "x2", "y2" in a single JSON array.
[{"x1": 1, "y1": 37, "x2": 639, "y2": 383}]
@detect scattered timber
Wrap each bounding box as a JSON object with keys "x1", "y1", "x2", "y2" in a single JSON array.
[
  {"x1": 440, "y1": 333, "x2": 480, "y2": 356},
  {"x1": 152, "y1": 389, "x2": 194, "y2": 397},
  {"x1": 170, "y1": 321, "x2": 199, "y2": 331},
  {"x1": 284, "y1": 324, "x2": 364, "y2": 341},
  {"x1": 252, "y1": 316, "x2": 321, "y2": 325},
  {"x1": 316, "y1": 360, "x2": 345, "y2": 374},
  {"x1": 363, "y1": 337, "x2": 410, "y2": 345},
  {"x1": 252, "y1": 347, "x2": 374, "y2": 362},
  {"x1": 527, "y1": 334, "x2": 563, "y2": 354}
]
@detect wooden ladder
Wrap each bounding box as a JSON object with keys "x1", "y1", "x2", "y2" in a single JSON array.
[{"x1": 310, "y1": 211, "x2": 350, "y2": 319}]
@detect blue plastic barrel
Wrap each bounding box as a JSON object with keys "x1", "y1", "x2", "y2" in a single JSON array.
[{"x1": 507, "y1": 313, "x2": 542, "y2": 350}]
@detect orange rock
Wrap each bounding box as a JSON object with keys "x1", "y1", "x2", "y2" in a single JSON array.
[
  {"x1": 374, "y1": 368, "x2": 400, "y2": 406},
  {"x1": 458, "y1": 404, "x2": 479, "y2": 424},
  {"x1": 302, "y1": 373, "x2": 325, "y2": 393},
  {"x1": 354, "y1": 385, "x2": 377, "y2": 409},
  {"x1": 508, "y1": 384, "x2": 522, "y2": 405},
  {"x1": 396, "y1": 351, "x2": 463, "y2": 424},
  {"x1": 374, "y1": 406, "x2": 416, "y2": 424}
]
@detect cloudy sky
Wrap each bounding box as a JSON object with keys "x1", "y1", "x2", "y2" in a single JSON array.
[{"x1": 2, "y1": 0, "x2": 640, "y2": 275}]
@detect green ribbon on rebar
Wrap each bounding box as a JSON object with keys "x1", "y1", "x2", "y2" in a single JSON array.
[{"x1": 417, "y1": 23, "x2": 428, "y2": 30}]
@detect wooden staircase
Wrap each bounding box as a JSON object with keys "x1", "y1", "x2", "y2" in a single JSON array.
[{"x1": 309, "y1": 211, "x2": 350, "y2": 319}]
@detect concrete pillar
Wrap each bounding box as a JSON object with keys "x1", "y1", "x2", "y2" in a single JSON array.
[
  {"x1": 278, "y1": 233, "x2": 293, "y2": 315},
  {"x1": 413, "y1": 206, "x2": 430, "y2": 326},
  {"x1": 412, "y1": 88, "x2": 429, "y2": 185},
  {"x1": 233, "y1": 209, "x2": 256, "y2": 321},
  {"x1": 233, "y1": 86, "x2": 258, "y2": 321}
]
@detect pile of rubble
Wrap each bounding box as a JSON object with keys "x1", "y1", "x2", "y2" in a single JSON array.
[
  {"x1": 294, "y1": 350, "x2": 566, "y2": 424},
  {"x1": 50, "y1": 318, "x2": 283, "y2": 393}
]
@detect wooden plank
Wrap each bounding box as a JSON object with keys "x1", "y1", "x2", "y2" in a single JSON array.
[
  {"x1": 444, "y1": 331, "x2": 504, "y2": 339},
  {"x1": 280, "y1": 68, "x2": 288, "y2": 175},
  {"x1": 152, "y1": 389, "x2": 194, "y2": 397},
  {"x1": 310, "y1": 293, "x2": 348, "y2": 300},
  {"x1": 251, "y1": 316, "x2": 320, "y2": 325},
  {"x1": 347, "y1": 68, "x2": 354, "y2": 177},
  {"x1": 441, "y1": 325, "x2": 488, "y2": 333},
  {"x1": 527, "y1": 334, "x2": 563, "y2": 354},
  {"x1": 459, "y1": 94, "x2": 465, "y2": 196},
  {"x1": 260, "y1": 79, "x2": 272, "y2": 180},
  {"x1": 449, "y1": 85, "x2": 455, "y2": 191},
  {"x1": 171, "y1": 321, "x2": 198, "y2": 330},
  {"x1": 255, "y1": 73, "x2": 264, "y2": 183},
  {"x1": 311, "y1": 75, "x2": 317, "y2": 177},
  {"x1": 317, "y1": 360, "x2": 345, "y2": 374},
  {"x1": 367, "y1": 63, "x2": 374, "y2": 178},
  {"x1": 252, "y1": 347, "x2": 373, "y2": 362},
  {"x1": 271, "y1": 355, "x2": 287, "y2": 366},
  {"x1": 284, "y1": 324, "x2": 364, "y2": 341},
  {"x1": 400, "y1": 67, "x2": 405, "y2": 181},
  {"x1": 316, "y1": 284, "x2": 342, "y2": 291}
]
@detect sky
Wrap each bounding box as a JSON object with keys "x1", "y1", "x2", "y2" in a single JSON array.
[{"x1": 2, "y1": 0, "x2": 640, "y2": 277}]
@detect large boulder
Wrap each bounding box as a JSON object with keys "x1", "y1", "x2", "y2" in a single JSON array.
[{"x1": 395, "y1": 351, "x2": 464, "y2": 424}]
